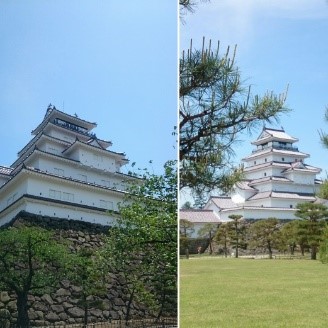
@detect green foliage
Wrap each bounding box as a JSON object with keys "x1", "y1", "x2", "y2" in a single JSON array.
[
  {"x1": 67, "y1": 248, "x2": 107, "y2": 326},
  {"x1": 319, "y1": 225, "x2": 328, "y2": 264},
  {"x1": 103, "y1": 160, "x2": 177, "y2": 320},
  {"x1": 295, "y1": 203, "x2": 328, "y2": 260},
  {"x1": 215, "y1": 223, "x2": 231, "y2": 257},
  {"x1": 227, "y1": 215, "x2": 247, "y2": 257},
  {"x1": 180, "y1": 219, "x2": 194, "y2": 237},
  {"x1": 279, "y1": 220, "x2": 299, "y2": 255},
  {"x1": 179, "y1": 38, "x2": 289, "y2": 196},
  {"x1": 249, "y1": 218, "x2": 281, "y2": 259},
  {"x1": 317, "y1": 180, "x2": 328, "y2": 199},
  {"x1": 0, "y1": 225, "x2": 69, "y2": 327}
]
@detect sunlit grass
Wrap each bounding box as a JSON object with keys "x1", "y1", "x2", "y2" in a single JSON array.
[{"x1": 180, "y1": 257, "x2": 328, "y2": 327}]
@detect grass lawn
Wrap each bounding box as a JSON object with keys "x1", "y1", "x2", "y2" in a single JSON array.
[{"x1": 180, "y1": 257, "x2": 328, "y2": 327}]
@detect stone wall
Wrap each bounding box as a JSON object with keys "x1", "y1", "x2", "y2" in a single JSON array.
[{"x1": 0, "y1": 211, "x2": 151, "y2": 327}]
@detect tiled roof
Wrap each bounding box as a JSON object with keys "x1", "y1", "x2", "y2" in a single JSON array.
[
  {"x1": 253, "y1": 128, "x2": 298, "y2": 145},
  {"x1": 0, "y1": 166, "x2": 13, "y2": 176},
  {"x1": 208, "y1": 196, "x2": 238, "y2": 209},
  {"x1": 247, "y1": 191, "x2": 316, "y2": 201},
  {"x1": 282, "y1": 162, "x2": 321, "y2": 174},
  {"x1": 179, "y1": 209, "x2": 221, "y2": 223},
  {"x1": 248, "y1": 176, "x2": 291, "y2": 185},
  {"x1": 243, "y1": 161, "x2": 290, "y2": 172},
  {"x1": 243, "y1": 148, "x2": 309, "y2": 161},
  {"x1": 235, "y1": 181, "x2": 256, "y2": 190},
  {"x1": 62, "y1": 139, "x2": 127, "y2": 160}
]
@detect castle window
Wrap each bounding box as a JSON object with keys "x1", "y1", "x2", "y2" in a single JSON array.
[
  {"x1": 290, "y1": 205, "x2": 293, "y2": 208},
  {"x1": 63, "y1": 192, "x2": 74, "y2": 202},
  {"x1": 282, "y1": 158, "x2": 285, "y2": 161},
  {"x1": 264, "y1": 172, "x2": 267, "y2": 177},
  {"x1": 49, "y1": 189, "x2": 61, "y2": 200},
  {"x1": 254, "y1": 161, "x2": 256, "y2": 165}
]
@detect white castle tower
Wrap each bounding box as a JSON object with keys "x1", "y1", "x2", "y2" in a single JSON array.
[
  {"x1": 204, "y1": 127, "x2": 322, "y2": 220},
  {"x1": 0, "y1": 105, "x2": 139, "y2": 226}
]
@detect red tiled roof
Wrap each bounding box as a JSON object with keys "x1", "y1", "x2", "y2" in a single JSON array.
[{"x1": 179, "y1": 209, "x2": 221, "y2": 223}]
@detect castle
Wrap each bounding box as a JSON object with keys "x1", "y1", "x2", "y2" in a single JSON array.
[
  {"x1": 0, "y1": 105, "x2": 139, "y2": 226},
  {"x1": 204, "y1": 127, "x2": 322, "y2": 221}
]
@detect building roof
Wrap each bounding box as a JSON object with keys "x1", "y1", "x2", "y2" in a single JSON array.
[
  {"x1": 235, "y1": 181, "x2": 257, "y2": 191},
  {"x1": 179, "y1": 209, "x2": 221, "y2": 223},
  {"x1": 243, "y1": 161, "x2": 290, "y2": 172},
  {"x1": 281, "y1": 161, "x2": 321, "y2": 174},
  {"x1": 248, "y1": 176, "x2": 292, "y2": 186},
  {"x1": 252, "y1": 127, "x2": 298, "y2": 145},
  {"x1": 0, "y1": 166, "x2": 13, "y2": 176},
  {"x1": 62, "y1": 139, "x2": 128, "y2": 162},
  {"x1": 247, "y1": 191, "x2": 316, "y2": 202},
  {"x1": 206, "y1": 196, "x2": 238, "y2": 210},
  {"x1": 31, "y1": 106, "x2": 97, "y2": 136},
  {"x1": 242, "y1": 147, "x2": 309, "y2": 161}
]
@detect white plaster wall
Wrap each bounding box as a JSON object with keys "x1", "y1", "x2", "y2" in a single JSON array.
[
  {"x1": 24, "y1": 200, "x2": 115, "y2": 226},
  {"x1": 0, "y1": 178, "x2": 28, "y2": 212},
  {"x1": 283, "y1": 171, "x2": 315, "y2": 185},
  {"x1": 36, "y1": 157, "x2": 128, "y2": 191},
  {"x1": 78, "y1": 148, "x2": 117, "y2": 173},
  {"x1": 220, "y1": 208, "x2": 296, "y2": 221},
  {"x1": 255, "y1": 182, "x2": 316, "y2": 194},
  {"x1": 26, "y1": 174, "x2": 124, "y2": 212}
]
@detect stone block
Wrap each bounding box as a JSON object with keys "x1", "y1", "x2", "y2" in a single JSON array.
[
  {"x1": 45, "y1": 311, "x2": 60, "y2": 322},
  {"x1": 7, "y1": 300, "x2": 17, "y2": 311},
  {"x1": 56, "y1": 288, "x2": 70, "y2": 297},
  {"x1": 51, "y1": 304, "x2": 64, "y2": 313},
  {"x1": 62, "y1": 301, "x2": 74, "y2": 309},
  {"x1": 41, "y1": 294, "x2": 53, "y2": 305},
  {"x1": 67, "y1": 306, "x2": 84, "y2": 318},
  {"x1": 33, "y1": 301, "x2": 48, "y2": 312},
  {"x1": 0, "y1": 292, "x2": 10, "y2": 304}
]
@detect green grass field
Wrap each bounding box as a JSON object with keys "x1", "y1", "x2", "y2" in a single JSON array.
[{"x1": 180, "y1": 257, "x2": 328, "y2": 327}]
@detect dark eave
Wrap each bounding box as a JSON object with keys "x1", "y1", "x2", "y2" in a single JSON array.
[{"x1": 32, "y1": 107, "x2": 97, "y2": 135}]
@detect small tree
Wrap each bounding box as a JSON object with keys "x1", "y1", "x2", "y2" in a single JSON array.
[
  {"x1": 279, "y1": 221, "x2": 299, "y2": 255},
  {"x1": 295, "y1": 203, "x2": 328, "y2": 260},
  {"x1": 104, "y1": 160, "x2": 177, "y2": 320},
  {"x1": 215, "y1": 223, "x2": 230, "y2": 257},
  {"x1": 68, "y1": 248, "x2": 107, "y2": 327},
  {"x1": 180, "y1": 219, "x2": 194, "y2": 259},
  {"x1": 198, "y1": 223, "x2": 218, "y2": 254},
  {"x1": 0, "y1": 226, "x2": 69, "y2": 327},
  {"x1": 179, "y1": 38, "x2": 289, "y2": 197},
  {"x1": 227, "y1": 215, "x2": 245, "y2": 258},
  {"x1": 249, "y1": 218, "x2": 281, "y2": 259},
  {"x1": 319, "y1": 225, "x2": 328, "y2": 264}
]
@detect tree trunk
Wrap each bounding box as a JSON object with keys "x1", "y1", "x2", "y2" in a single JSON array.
[
  {"x1": 16, "y1": 291, "x2": 30, "y2": 328},
  {"x1": 268, "y1": 242, "x2": 273, "y2": 259},
  {"x1": 235, "y1": 240, "x2": 239, "y2": 258},
  {"x1": 311, "y1": 246, "x2": 317, "y2": 260},
  {"x1": 125, "y1": 288, "x2": 135, "y2": 323},
  {"x1": 185, "y1": 248, "x2": 189, "y2": 259},
  {"x1": 83, "y1": 301, "x2": 88, "y2": 328}
]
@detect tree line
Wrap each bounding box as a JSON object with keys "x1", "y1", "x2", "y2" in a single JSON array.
[{"x1": 181, "y1": 202, "x2": 328, "y2": 262}]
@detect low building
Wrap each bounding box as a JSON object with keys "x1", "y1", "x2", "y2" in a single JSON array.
[{"x1": 179, "y1": 209, "x2": 221, "y2": 238}]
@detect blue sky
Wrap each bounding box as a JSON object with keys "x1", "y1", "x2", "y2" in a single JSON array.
[
  {"x1": 0, "y1": 1, "x2": 177, "y2": 175},
  {"x1": 180, "y1": 0, "x2": 328, "y2": 181}
]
